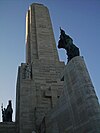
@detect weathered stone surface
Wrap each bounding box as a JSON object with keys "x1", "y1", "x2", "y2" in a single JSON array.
[
  {"x1": 26, "y1": 3, "x2": 59, "y2": 63},
  {"x1": 44, "y1": 56, "x2": 100, "y2": 133},
  {"x1": 16, "y1": 3, "x2": 65, "y2": 133},
  {"x1": 16, "y1": 60, "x2": 65, "y2": 133},
  {"x1": 1, "y1": 2, "x2": 99, "y2": 133},
  {"x1": 0, "y1": 122, "x2": 16, "y2": 133}
]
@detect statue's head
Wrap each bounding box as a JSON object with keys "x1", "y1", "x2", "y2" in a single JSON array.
[
  {"x1": 60, "y1": 27, "x2": 65, "y2": 35},
  {"x1": 8, "y1": 100, "x2": 12, "y2": 106}
]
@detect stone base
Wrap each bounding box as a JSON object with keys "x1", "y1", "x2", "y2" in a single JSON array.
[
  {"x1": 44, "y1": 56, "x2": 100, "y2": 133},
  {"x1": 16, "y1": 59, "x2": 65, "y2": 133},
  {"x1": 0, "y1": 122, "x2": 16, "y2": 133}
]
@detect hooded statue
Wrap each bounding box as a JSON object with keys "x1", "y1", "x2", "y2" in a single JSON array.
[{"x1": 58, "y1": 28, "x2": 80, "y2": 62}]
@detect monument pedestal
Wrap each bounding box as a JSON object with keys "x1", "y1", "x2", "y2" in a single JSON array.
[
  {"x1": 63, "y1": 56, "x2": 100, "y2": 132},
  {"x1": 45, "y1": 56, "x2": 100, "y2": 133},
  {"x1": 0, "y1": 122, "x2": 16, "y2": 133}
]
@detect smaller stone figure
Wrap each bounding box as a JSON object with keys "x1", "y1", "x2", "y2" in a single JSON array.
[
  {"x1": 1, "y1": 104, "x2": 6, "y2": 122},
  {"x1": 1, "y1": 100, "x2": 13, "y2": 122},
  {"x1": 58, "y1": 28, "x2": 80, "y2": 62},
  {"x1": 6, "y1": 100, "x2": 13, "y2": 122}
]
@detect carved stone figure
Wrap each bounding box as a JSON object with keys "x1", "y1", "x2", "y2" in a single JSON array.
[
  {"x1": 22, "y1": 64, "x2": 32, "y2": 79},
  {"x1": 25, "y1": 64, "x2": 31, "y2": 79},
  {"x1": 58, "y1": 28, "x2": 80, "y2": 62},
  {"x1": 1, "y1": 105, "x2": 6, "y2": 122},
  {"x1": 1, "y1": 100, "x2": 13, "y2": 122}
]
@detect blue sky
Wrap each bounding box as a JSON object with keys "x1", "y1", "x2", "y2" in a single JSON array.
[{"x1": 0, "y1": 0, "x2": 100, "y2": 121}]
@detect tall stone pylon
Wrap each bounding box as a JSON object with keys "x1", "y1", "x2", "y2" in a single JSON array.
[
  {"x1": 16, "y1": 3, "x2": 65, "y2": 133},
  {"x1": 25, "y1": 3, "x2": 59, "y2": 63}
]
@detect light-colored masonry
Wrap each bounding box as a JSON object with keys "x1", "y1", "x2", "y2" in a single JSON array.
[{"x1": 0, "y1": 3, "x2": 100, "y2": 133}]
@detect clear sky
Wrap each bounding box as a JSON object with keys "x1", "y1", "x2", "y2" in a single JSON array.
[{"x1": 0, "y1": 0, "x2": 100, "y2": 122}]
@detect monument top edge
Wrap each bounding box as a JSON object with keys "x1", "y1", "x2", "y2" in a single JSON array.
[
  {"x1": 30, "y1": 3, "x2": 45, "y2": 6},
  {"x1": 67, "y1": 56, "x2": 84, "y2": 64}
]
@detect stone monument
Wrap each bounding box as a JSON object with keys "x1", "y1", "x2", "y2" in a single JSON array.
[
  {"x1": 42, "y1": 30, "x2": 100, "y2": 133},
  {"x1": 0, "y1": 101, "x2": 15, "y2": 133},
  {"x1": 15, "y1": 3, "x2": 65, "y2": 133},
  {"x1": 1, "y1": 100, "x2": 13, "y2": 122},
  {"x1": 44, "y1": 56, "x2": 100, "y2": 133},
  {"x1": 0, "y1": 3, "x2": 100, "y2": 133}
]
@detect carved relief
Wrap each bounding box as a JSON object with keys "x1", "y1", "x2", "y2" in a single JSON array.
[
  {"x1": 39, "y1": 24, "x2": 46, "y2": 28},
  {"x1": 22, "y1": 64, "x2": 32, "y2": 79}
]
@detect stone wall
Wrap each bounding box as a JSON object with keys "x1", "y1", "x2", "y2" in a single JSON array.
[
  {"x1": 16, "y1": 60, "x2": 65, "y2": 133},
  {"x1": 44, "y1": 56, "x2": 100, "y2": 133}
]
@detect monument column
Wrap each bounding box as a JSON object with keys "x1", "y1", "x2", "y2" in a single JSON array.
[
  {"x1": 16, "y1": 3, "x2": 65, "y2": 133},
  {"x1": 26, "y1": 3, "x2": 59, "y2": 63}
]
